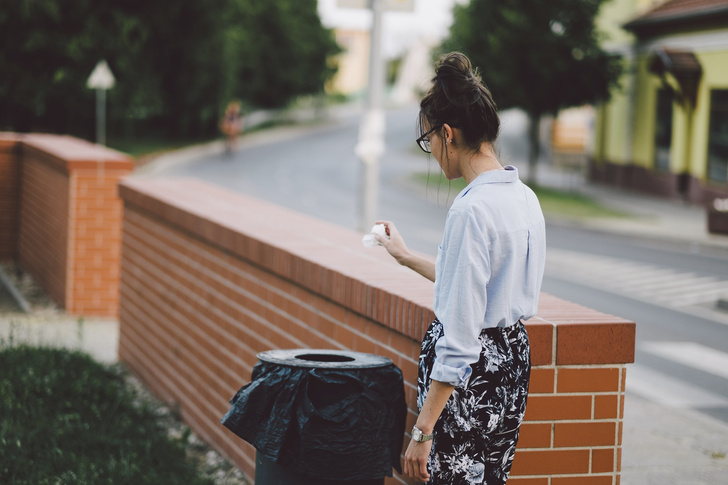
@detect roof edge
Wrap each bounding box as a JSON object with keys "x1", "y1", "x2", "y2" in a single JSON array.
[{"x1": 624, "y1": 5, "x2": 728, "y2": 31}]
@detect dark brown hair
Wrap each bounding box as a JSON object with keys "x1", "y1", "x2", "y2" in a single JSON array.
[{"x1": 419, "y1": 52, "x2": 500, "y2": 152}]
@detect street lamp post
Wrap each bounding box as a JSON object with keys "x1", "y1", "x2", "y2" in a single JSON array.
[
  {"x1": 355, "y1": 0, "x2": 386, "y2": 233},
  {"x1": 337, "y1": 0, "x2": 414, "y2": 232},
  {"x1": 87, "y1": 60, "x2": 116, "y2": 146}
]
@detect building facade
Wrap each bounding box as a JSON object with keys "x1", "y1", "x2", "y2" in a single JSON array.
[{"x1": 592, "y1": 0, "x2": 728, "y2": 204}]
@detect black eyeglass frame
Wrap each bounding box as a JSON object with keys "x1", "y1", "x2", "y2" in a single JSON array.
[{"x1": 416, "y1": 124, "x2": 444, "y2": 153}]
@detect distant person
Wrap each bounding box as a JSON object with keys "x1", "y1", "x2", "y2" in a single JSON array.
[
  {"x1": 220, "y1": 101, "x2": 243, "y2": 154},
  {"x1": 374, "y1": 52, "x2": 546, "y2": 484}
]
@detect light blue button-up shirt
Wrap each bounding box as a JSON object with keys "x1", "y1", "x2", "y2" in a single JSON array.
[{"x1": 431, "y1": 165, "x2": 546, "y2": 387}]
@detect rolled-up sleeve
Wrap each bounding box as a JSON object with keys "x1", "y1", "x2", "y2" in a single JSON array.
[{"x1": 431, "y1": 210, "x2": 491, "y2": 388}]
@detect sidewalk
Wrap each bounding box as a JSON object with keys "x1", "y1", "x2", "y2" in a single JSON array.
[{"x1": 536, "y1": 162, "x2": 728, "y2": 253}]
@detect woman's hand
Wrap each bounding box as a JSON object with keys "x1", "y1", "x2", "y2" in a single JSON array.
[
  {"x1": 374, "y1": 220, "x2": 410, "y2": 265},
  {"x1": 375, "y1": 220, "x2": 436, "y2": 282},
  {"x1": 403, "y1": 438, "x2": 432, "y2": 483}
]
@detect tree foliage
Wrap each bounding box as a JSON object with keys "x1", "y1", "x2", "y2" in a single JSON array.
[
  {"x1": 0, "y1": 0, "x2": 339, "y2": 139},
  {"x1": 442, "y1": 0, "x2": 621, "y2": 117},
  {"x1": 440, "y1": 0, "x2": 622, "y2": 182},
  {"x1": 232, "y1": 0, "x2": 340, "y2": 109}
]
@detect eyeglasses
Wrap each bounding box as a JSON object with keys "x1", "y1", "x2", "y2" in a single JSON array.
[{"x1": 416, "y1": 124, "x2": 443, "y2": 153}]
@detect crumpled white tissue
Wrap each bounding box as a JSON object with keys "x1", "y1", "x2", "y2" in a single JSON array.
[{"x1": 362, "y1": 223, "x2": 387, "y2": 247}]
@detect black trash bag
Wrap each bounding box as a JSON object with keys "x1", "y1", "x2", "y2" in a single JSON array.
[{"x1": 221, "y1": 354, "x2": 407, "y2": 481}]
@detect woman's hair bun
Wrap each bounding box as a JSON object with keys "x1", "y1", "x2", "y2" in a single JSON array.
[
  {"x1": 434, "y1": 52, "x2": 482, "y2": 107},
  {"x1": 420, "y1": 51, "x2": 500, "y2": 148}
]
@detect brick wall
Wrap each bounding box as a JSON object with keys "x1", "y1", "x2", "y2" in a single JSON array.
[
  {"x1": 17, "y1": 150, "x2": 71, "y2": 307},
  {"x1": 118, "y1": 177, "x2": 635, "y2": 485},
  {"x1": 0, "y1": 135, "x2": 23, "y2": 261},
  {"x1": 1, "y1": 133, "x2": 133, "y2": 316}
]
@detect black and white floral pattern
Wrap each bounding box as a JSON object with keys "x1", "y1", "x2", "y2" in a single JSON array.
[{"x1": 418, "y1": 319, "x2": 531, "y2": 485}]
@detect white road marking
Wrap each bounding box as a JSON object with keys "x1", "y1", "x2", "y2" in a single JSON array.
[
  {"x1": 626, "y1": 363, "x2": 728, "y2": 408},
  {"x1": 641, "y1": 341, "x2": 728, "y2": 382},
  {"x1": 546, "y1": 248, "x2": 728, "y2": 324}
]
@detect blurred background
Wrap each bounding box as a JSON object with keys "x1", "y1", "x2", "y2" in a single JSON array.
[{"x1": 2, "y1": 0, "x2": 726, "y2": 206}]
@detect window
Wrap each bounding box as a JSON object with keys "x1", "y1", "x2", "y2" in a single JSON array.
[
  {"x1": 707, "y1": 89, "x2": 728, "y2": 184},
  {"x1": 654, "y1": 88, "x2": 673, "y2": 172}
]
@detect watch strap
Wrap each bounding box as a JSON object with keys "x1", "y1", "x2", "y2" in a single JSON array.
[{"x1": 412, "y1": 425, "x2": 434, "y2": 442}]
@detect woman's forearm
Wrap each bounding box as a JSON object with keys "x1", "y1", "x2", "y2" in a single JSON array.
[
  {"x1": 374, "y1": 220, "x2": 436, "y2": 282},
  {"x1": 415, "y1": 379, "x2": 455, "y2": 433},
  {"x1": 400, "y1": 253, "x2": 436, "y2": 282},
  {"x1": 403, "y1": 379, "x2": 455, "y2": 482}
]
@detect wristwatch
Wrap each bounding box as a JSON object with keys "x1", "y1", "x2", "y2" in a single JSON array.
[{"x1": 411, "y1": 425, "x2": 434, "y2": 443}]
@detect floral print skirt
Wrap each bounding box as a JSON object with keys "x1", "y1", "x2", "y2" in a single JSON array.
[{"x1": 418, "y1": 318, "x2": 531, "y2": 485}]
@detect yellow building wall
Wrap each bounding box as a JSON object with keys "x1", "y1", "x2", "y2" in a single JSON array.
[
  {"x1": 601, "y1": 78, "x2": 631, "y2": 164},
  {"x1": 691, "y1": 49, "x2": 728, "y2": 180},
  {"x1": 596, "y1": 0, "x2": 639, "y2": 48},
  {"x1": 328, "y1": 29, "x2": 370, "y2": 96},
  {"x1": 630, "y1": 56, "x2": 662, "y2": 168},
  {"x1": 670, "y1": 97, "x2": 690, "y2": 173},
  {"x1": 590, "y1": 0, "x2": 664, "y2": 165}
]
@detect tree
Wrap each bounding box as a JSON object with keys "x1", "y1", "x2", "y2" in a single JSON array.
[
  {"x1": 441, "y1": 0, "x2": 622, "y2": 184},
  {"x1": 0, "y1": 0, "x2": 339, "y2": 140},
  {"x1": 230, "y1": 0, "x2": 340, "y2": 109}
]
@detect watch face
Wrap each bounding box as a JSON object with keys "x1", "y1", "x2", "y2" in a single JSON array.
[{"x1": 412, "y1": 427, "x2": 422, "y2": 441}]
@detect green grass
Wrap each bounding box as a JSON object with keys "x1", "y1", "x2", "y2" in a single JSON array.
[
  {"x1": 0, "y1": 344, "x2": 214, "y2": 485},
  {"x1": 530, "y1": 185, "x2": 627, "y2": 219},
  {"x1": 413, "y1": 172, "x2": 628, "y2": 219},
  {"x1": 106, "y1": 135, "x2": 215, "y2": 159}
]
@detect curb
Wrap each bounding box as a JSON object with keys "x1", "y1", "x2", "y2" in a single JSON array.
[{"x1": 544, "y1": 214, "x2": 728, "y2": 255}]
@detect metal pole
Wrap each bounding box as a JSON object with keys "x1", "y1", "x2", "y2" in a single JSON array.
[
  {"x1": 96, "y1": 88, "x2": 106, "y2": 146},
  {"x1": 355, "y1": 0, "x2": 386, "y2": 233}
]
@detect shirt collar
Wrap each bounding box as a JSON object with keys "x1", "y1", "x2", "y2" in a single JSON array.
[{"x1": 456, "y1": 165, "x2": 520, "y2": 199}]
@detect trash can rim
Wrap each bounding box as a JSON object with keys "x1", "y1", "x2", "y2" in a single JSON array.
[{"x1": 257, "y1": 349, "x2": 393, "y2": 369}]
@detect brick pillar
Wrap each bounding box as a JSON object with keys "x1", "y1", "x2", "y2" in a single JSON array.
[{"x1": 17, "y1": 134, "x2": 133, "y2": 316}]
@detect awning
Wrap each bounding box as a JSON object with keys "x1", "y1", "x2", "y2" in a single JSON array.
[{"x1": 648, "y1": 47, "x2": 702, "y2": 106}]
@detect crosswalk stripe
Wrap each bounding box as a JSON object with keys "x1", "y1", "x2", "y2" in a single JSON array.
[
  {"x1": 641, "y1": 341, "x2": 728, "y2": 381},
  {"x1": 626, "y1": 364, "x2": 728, "y2": 408},
  {"x1": 641, "y1": 277, "x2": 715, "y2": 293},
  {"x1": 658, "y1": 280, "x2": 728, "y2": 296},
  {"x1": 546, "y1": 248, "x2": 728, "y2": 311}
]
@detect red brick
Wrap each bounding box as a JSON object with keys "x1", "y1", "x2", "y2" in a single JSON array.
[
  {"x1": 507, "y1": 479, "x2": 549, "y2": 485},
  {"x1": 592, "y1": 448, "x2": 616, "y2": 473},
  {"x1": 511, "y1": 449, "x2": 590, "y2": 475},
  {"x1": 557, "y1": 322, "x2": 635, "y2": 365},
  {"x1": 517, "y1": 422, "x2": 552, "y2": 448},
  {"x1": 552, "y1": 477, "x2": 614, "y2": 485},
  {"x1": 554, "y1": 422, "x2": 616, "y2": 447},
  {"x1": 617, "y1": 447, "x2": 622, "y2": 471},
  {"x1": 595, "y1": 394, "x2": 620, "y2": 419},
  {"x1": 618, "y1": 421, "x2": 623, "y2": 446},
  {"x1": 525, "y1": 321, "x2": 554, "y2": 365},
  {"x1": 557, "y1": 367, "x2": 621, "y2": 393},
  {"x1": 529, "y1": 367, "x2": 555, "y2": 394},
  {"x1": 524, "y1": 395, "x2": 593, "y2": 421}
]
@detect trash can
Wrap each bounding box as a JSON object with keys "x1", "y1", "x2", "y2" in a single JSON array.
[
  {"x1": 708, "y1": 197, "x2": 728, "y2": 235},
  {"x1": 221, "y1": 349, "x2": 407, "y2": 484}
]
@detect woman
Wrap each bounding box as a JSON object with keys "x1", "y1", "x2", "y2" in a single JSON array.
[{"x1": 375, "y1": 52, "x2": 546, "y2": 484}]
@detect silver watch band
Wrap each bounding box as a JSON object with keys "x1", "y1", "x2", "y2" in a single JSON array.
[{"x1": 412, "y1": 425, "x2": 434, "y2": 442}]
